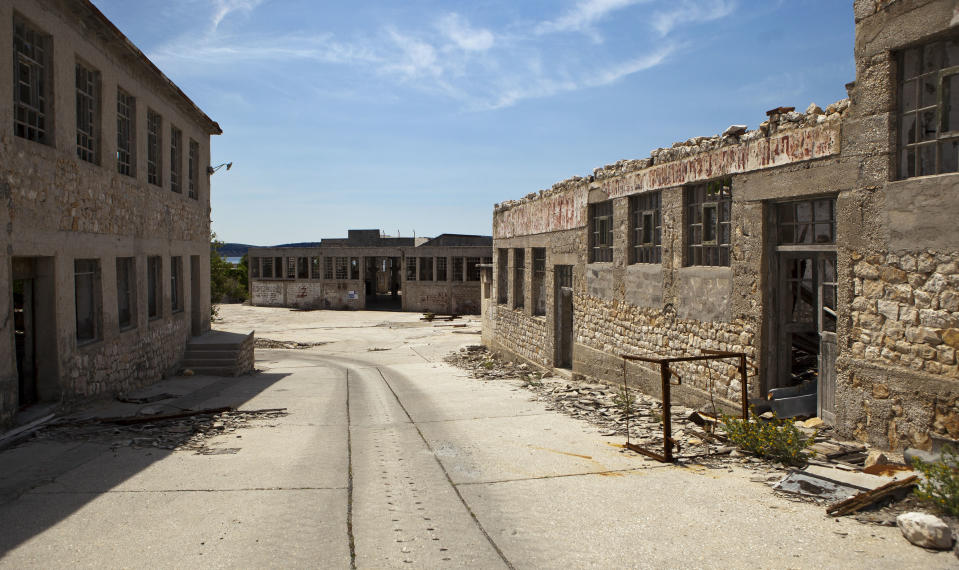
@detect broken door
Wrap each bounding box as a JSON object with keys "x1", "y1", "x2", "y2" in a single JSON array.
[{"x1": 13, "y1": 278, "x2": 37, "y2": 407}]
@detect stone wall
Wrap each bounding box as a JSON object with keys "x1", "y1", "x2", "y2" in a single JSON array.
[{"x1": 490, "y1": 307, "x2": 551, "y2": 368}]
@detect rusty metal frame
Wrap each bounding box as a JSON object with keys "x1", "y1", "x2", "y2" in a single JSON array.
[{"x1": 620, "y1": 349, "x2": 749, "y2": 463}]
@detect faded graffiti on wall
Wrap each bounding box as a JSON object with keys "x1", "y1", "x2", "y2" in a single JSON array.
[{"x1": 495, "y1": 187, "x2": 586, "y2": 239}]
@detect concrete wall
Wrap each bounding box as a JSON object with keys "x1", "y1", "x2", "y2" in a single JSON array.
[{"x1": 0, "y1": 0, "x2": 216, "y2": 426}]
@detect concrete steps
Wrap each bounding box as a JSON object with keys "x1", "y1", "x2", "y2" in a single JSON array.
[{"x1": 182, "y1": 330, "x2": 255, "y2": 377}]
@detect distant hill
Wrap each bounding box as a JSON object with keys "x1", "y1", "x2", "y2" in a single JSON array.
[
  {"x1": 273, "y1": 242, "x2": 322, "y2": 248},
  {"x1": 217, "y1": 243, "x2": 255, "y2": 257}
]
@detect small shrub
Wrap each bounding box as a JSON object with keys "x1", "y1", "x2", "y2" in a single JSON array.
[
  {"x1": 912, "y1": 445, "x2": 959, "y2": 516},
  {"x1": 721, "y1": 410, "x2": 815, "y2": 466},
  {"x1": 612, "y1": 382, "x2": 636, "y2": 444}
]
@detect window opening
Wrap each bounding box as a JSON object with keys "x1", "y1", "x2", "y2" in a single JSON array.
[
  {"x1": 899, "y1": 39, "x2": 959, "y2": 178},
  {"x1": 589, "y1": 200, "x2": 614, "y2": 262},
  {"x1": 75, "y1": 259, "x2": 101, "y2": 342},
  {"x1": 171, "y1": 256, "x2": 182, "y2": 312},
  {"x1": 777, "y1": 197, "x2": 836, "y2": 245},
  {"x1": 466, "y1": 257, "x2": 481, "y2": 281},
  {"x1": 188, "y1": 139, "x2": 199, "y2": 199},
  {"x1": 532, "y1": 248, "x2": 546, "y2": 316},
  {"x1": 630, "y1": 191, "x2": 662, "y2": 264},
  {"x1": 117, "y1": 89, "x2": 135, "y2": 176},
  {"x1": 13, "y1": 16, "x2": 50, "y2": 143},
  {"x1": 147, "y1": 256, "x2": 161, "y2": 319},
  {"x1": 436, "y1": 257, "x2": 447, "y2": 281},
  {"x1": 75, "y1": 62, "x2": 99, "y2": 163},
  {"x1": 147, "y1": 109, "x2": 162, "y2": 186},
  {"x1": 116, "y1": 257, "x2": 136, "y2": 330},
  {"x1": 170, "y1": 126, "x2": 182, "y2": 193},
  {"x1": 686, "y1": 178, "x2": 732, "y2": 266},
  {"x1": 513, "y1": 249, "x2": 525, "y2": 309}
]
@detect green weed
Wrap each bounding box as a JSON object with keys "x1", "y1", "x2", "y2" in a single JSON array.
[
  {"x1": 912, "y1": 445, "x2": 959, "y2": 516},
  {"x1": 720, "y1": 410, "x2": 814, "y2": 466}
]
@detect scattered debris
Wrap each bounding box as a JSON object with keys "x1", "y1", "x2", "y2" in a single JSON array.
[
  {"x1": 896, "y1": 512, "x2": 954, "y2": 550},
  {"x1": 29, "y1": 408, "x2": 288, "y2": 453},
  {"x1": 774, "y1": 470, "x2": 866, "y2": 503},
  {"x1": 255, "y1": 338, "x2": 328, "y2": 350},
  {"x1": 827, "y1": 476, "x2": 918, "y2": 517},
  {"x1": 367, "y1": 347, "x2": 390, "y2": 352},
  {"x1": 0, "y1": 413, "x2": 56, "y2": 451},
  {"x1": 116, "y1": 393, "x2": 177, "y2": 405}
]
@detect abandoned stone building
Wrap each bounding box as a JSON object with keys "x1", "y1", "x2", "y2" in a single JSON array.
[
  {"x1": 1, "y1": 0, "x2": 221, "y2": 427},
  {"x1": 248, "y1": 230, "x2": 492, "y2": 314},
  {"x1": 484, "y1": 0, "x2": 959, "y2": 451}
]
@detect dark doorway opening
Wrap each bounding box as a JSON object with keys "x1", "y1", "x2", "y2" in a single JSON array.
[
  {"x1": 14, "y1": 279, "x2": 37, "y2": 408},
  {"x1": 365, "y1": 256, "x2": 402, "y2": 311},
  {"x1": 11, "y1": 256, "x2": 58, "y2": 408},
  {"x1": 190, "y1": 255, "x2": 202, "y2": 336},
  {"x1": 554, "y1": 265, "x2": 574, "y2": 369}
]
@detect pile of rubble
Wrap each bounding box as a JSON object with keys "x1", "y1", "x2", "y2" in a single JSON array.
[
  {"x1": 446, "y1": 345, "x2": 959, "y2": 547},
  {"x1": 255, "y1": 338, "x2": 327, "y2": 350},
  {"x1": 31, "y1": 407, "x2": 287, "y2": 454}
]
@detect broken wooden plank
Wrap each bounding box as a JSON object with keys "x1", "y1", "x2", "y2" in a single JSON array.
[
  {"x1": 0, "y1": 413, "x2": 56, "y2": 450},
  {"x1": 826, "y1": 475, "x2": 918, "y2": 517}
]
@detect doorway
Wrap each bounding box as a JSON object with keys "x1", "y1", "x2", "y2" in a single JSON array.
[
  {"x1": 190, "y1": 255, "x2": 202, "y2": 336},
  {"x1": 775, "y1": 252, "x2": 837, "y2": 421},
  {"x1": 365, "y1": 257, "x2": 401, "y2": 310},
  {"x1": 554, "y1": 265, "x2": 573, "y2": 369},
  {"x1": 13, "y1": 279, "x2": 37, "y2": 408}
]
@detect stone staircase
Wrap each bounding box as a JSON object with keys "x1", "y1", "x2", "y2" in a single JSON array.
[{"x1": 182, "y1": 330, "x2": 255, "y2": 377}]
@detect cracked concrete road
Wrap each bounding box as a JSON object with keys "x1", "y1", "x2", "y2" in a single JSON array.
[{"x1": 0, "y1": 305, "x2": 952, "y2": 568}]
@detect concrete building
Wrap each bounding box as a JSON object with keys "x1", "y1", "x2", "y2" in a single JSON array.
[
  {"x1": 1, "y1": 0, "x2": 221, "y2": 427},
  {"x1": 485, "y1": 0, "x2": 959, "y2": 451},
  {"x1": 248, "y1": 230, "x2": 492, "y2": 314}
]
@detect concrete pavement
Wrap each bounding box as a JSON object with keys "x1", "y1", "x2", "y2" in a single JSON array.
[{"x1": 0, "y1": 305, "x2": 951, "y2": 568}]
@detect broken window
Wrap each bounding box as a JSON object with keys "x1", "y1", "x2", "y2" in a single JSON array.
[
  {"x1": 116, "y1": 257, "x2": 136, "y2": 330},
  {"x1": 513, "y1": 249, "x2": 525, "y2": 309},
  {"x1": 188, "y1": 139, "x2": 199, "y2": 199},
  {"x1": 452, "y1": 257, "x2": 464, "y2": 282},
  {"x1": 686, "y1": 178, "x2": 732, "y2": 267},
  {"x1": 419, "y1": 257, "x2": 434, "y2": 281},
  {"x1": 251, "y1": 257, "x2": 260, "y2": 278},
  {"x1": 75, "y1": 61, "x2": 99, "y2": 164},
  {"x1": 777, "y1": 198, "x2": 836, "y2": 245},
  {"x1": 147, "y1": 109, "x2": 162, "y2": 186},
  {"x1": 406, "y1": 257, "x2": 417, "y2": 281},
  {"x1": 170, "y1": 126, "x2": 182, "y2": 193},
  {"x1": 171, "y1": 256, "x2": 182, "y2": 313},
  {"x1": 75, "y1": 259, "x2": 101, "y2": 343},
  {"x1": 532, "y1": 248, "x2": 546, "y2": 316},
  {"x1": 335, "y1": 257, "x2": 348, "y2": 280},
  {"x1": 274, "y1": 257, "x2": 283, "y2": 279},
  {"x1": 630, "y1": 191, "x2": 662, "y2": 264},
  {"x1": 297, "y1": 257, "x2": 308, "y2": 279},
  {"x1": 261, "y1": 257, "x2": 273, "y2": 279},
  {"x1": 147, "y1": 255, "x2": 161, "y2": 319},
  {"x1": 466, "y1": 257, "x2": 481, "y2": 282},
  {"x1": 13, "y1": 15, "x2": 50, "y2": 144},
  {"x1": 310, "y1": 256, "x2": 320, "y2": 279},
  {"x1": 899, "y1": 38, "x2": 959, "y2": 178},
  {"x1": 589, "y1": 200, "x2": 614, "y2": 262},
  {"x1": 497, "y1": 250, "x2": 508, "y2": 304},
  {"x1": 324, "y1": 257, "x2": 333, "y2": 280},
  {"x1": 436, "y1": 257, "x2": 447, "y2": 281},
  {"x1": 350, "y1": 257, "x2": 360, "y2": 280},
  {"x1": 117, "y1": 89, "x2": 136, "y2": 176},
  {"x1": 287, "y1": 257, "x2": 296, "y2": 279}
]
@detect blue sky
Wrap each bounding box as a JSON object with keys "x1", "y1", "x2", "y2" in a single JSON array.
[{"x1": 92, "y1": 0, "x2": 854, "y2": 245}]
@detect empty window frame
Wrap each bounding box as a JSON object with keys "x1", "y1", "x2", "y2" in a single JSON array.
[
  {"x1": 170, "y1": 126, "x2": 182, "y2": 193},
  {"x1": 274, "y1": 257, "x2": 283, "y2": 279},
  {"x1": 188, "y1": 139, "x2": 199, "y2": 199},
  {"x1": 287, "y1": 257, "x2": 296, "y2": 279},
  {"x1": 466, "y1": 257, "x2": 481, "y2": 282},
  {"x1": 75, "y1": 259, "x2": 101, "y2": 343},
  {"x1": 75, "y1": 61, "x2": 99, "y2": 163},
  {"x1": 117, "y1": 89, "x2": 136, "y2": 176},
  {"x1": 513, "y1": 249, "x2": 525, "y2": 309},
  {"x1": 297, "y1": 257, "x2": 308, "y2": 279},
  {"x1": 116, "y1": 257, "x2": 136, "y2": 330},
  {"x1": 589, "y1": 200, "x2": 614, "y2": 262},
  {"x1": 630, "y1": 191, "x2": 662, "y2": 264},
  {"x1": 147, "y1": 256, "x2": 162, "y2": 319},
  {"x1": 777, "y1": 197, "x2": 836, "y2": 245},
  {"x1": 335, "y1": 257, "x2": 349, "y2": 280},
  {"x1": 147, "y1": 109, "x2": 162, "y2": 186},
  {"x1": 310, "y1": 256, "x2": 320, "y2": 279},
  {"x1": 436, "y1": 257, "x2": 448, "y2": 281},
  {"x1": 13, "y1": 15, "x2": 50, "y2": 144},
  {"x1": 452, "y1": 257, "x2": 464, "y2": 282},
  {"x1": 261, "y1": 256, "x2": 273, "y2": 279},
  {"x1": 406, "y1": 257, "x2": 417, "y2": 281},
  {"x1": 251, "y1": 257, "x2": 260, "y2": 278},
  {"x1": 171, "y1": 256, "x2": 183, "y2": 313},
  {"x1": 350, "y1": 257, "x2": 360, "y2": 280},
  {"x1": 324, "y1": 257, "x2": 333, "y2": 279},
  {"x1": 532, "y1": 248, "x2": 546, "y2": 316},
  {"x1": 497, "y1": 250, "x2": 508, "y2": 304},
  {"x1": 419, "y1": 257, "x2": 434, "y2": 281},
  {"x1": 686, "y1": 178, "x2": 732, "y2": 267},
  {"x1": 899, "y1": 38, "x2": 959, "y2": 178}
]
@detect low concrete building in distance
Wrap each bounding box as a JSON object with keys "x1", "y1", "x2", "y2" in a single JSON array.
[
  {"x1": 248, "y1": 230, "x2": 492, "y2": 314},
  {"x1": 484, "y1": 0, "x2": 959, "y2": 452},
  {"x1": 1, "y1": 0, "x2": 221, "y2": 427}
]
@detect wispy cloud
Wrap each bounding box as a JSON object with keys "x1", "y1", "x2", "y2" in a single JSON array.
[
  {"x1": 436, "y1": 13, "x2": 495, "y2": 52},
  {"x1": 211, "y1": 0, "x2": 263, "y2": 31},
  {"x1": 536, "y1": 0, "x2": 649, "y2": 37},
  {"x1": 650, "y1": 0, "x2": 736, "y2": 37}
]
